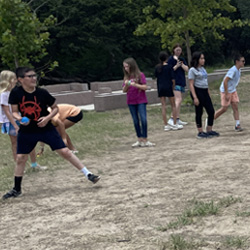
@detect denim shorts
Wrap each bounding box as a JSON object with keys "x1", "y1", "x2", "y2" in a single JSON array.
[
  {"x1": 174, "y1": 85, "x2": 185, "y2": 93},
  {"x1": 1, "y1": 121, "x2": 20, "y2": 136}
]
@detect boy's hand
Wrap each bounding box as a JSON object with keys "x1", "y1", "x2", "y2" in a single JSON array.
[{"x1": 37, "y1": 117, "x2": 49, "y2": 127}]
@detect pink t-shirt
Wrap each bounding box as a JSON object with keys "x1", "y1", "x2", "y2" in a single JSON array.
[{"x1": 123, "y1": 72, "x2": 148, "y2": 105}]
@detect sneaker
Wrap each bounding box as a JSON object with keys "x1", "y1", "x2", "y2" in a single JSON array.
[
  {"x1": 235, "y1": 125, "x2": 243, "y2": 132},
  {"x1": 168, "y1": 118, "x2": 174, "y2": 126},
  {"x1": 196, "y1": 132, "x2": 208, "y2": 139},
  {"x1": 168, "y1": 119, "x2": 183, "y2": 130},
  {"x1": 140, "y1": 141, "x2": 156, "y2": 147},
  {"x1": 177, "y1": 119, "x2": 188, "y2": 125},
  {"x1": 207, "y1": 130, "x2": 220, "y2": 137},
  {"x1": 132, "y1": 141, "x2": 141, "y2": 147},
  {"x1": 31, "y1": 164, "x2": 47, "y2": 170},
  {"x1": 71, "y1": 150, "x2": 79, "y2": 154},
  {"x1": 170, "y1": 124, "x2": 183, "y2": 130},
  {"x1": 88, "y1": 174, "x2": 100, "y2": 184},
  {"x1": 164, "y1": 125, "x2": 172, "y2": 131},
  {"x1": 2, "y1": 189, "x2": 22, "y2": 200}
]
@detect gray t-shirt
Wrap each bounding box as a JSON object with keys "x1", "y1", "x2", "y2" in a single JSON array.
[
  {"x1": 188, "y1": 67, "x2": 208, "y2": 89},
  {"x1": 220, "y1": 65, "x2": 240, "y2": 93}
]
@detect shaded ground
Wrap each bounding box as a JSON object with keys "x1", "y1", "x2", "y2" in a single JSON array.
[{"x1": 1, "y1": 107, "x2": 250, "y2": 249}]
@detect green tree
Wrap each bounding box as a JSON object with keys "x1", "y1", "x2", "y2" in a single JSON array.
[
  {"x1": 221, "y1": 0, "x2": 250, "y2": 61},
  {"x1": 135, "y1": 0, "x2": 244, "y2": 65},
  {"x1": 26, "y1": 0, "x2": 161, "y2": 81},
  {"x1": 0, "y1": 0, "x2": 55, "y2": 69}
]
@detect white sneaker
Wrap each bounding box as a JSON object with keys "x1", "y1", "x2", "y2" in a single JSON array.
[
  {"x1": 140, "y1": 141, "x2": 155, "y2": 147},
  {"x1": 164, "y1": 125, "x2": 172, "y2": 131},
  {"x1": 132, "y1": 141, "x2": 141, "y2": 148},
  {"x1": 170, "y1": 124, "x2": 183, "y2": 130},
  {"x1": 31, "y1": 164, "x2": 47, "y2": 170},
  {"x1": 177, "y1": 119, "x2": 188, "y2": 125},
  {"x1": 168, "y1": 118, "x2": 183, "y2": 130},
  {"x1": 168, "y1": 118, "x2": 174, "y2": 126}
]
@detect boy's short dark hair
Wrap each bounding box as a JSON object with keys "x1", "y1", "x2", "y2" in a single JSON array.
[
  {"x1": 234, "y1": 55, "x2": 243, "y2": 64},
  {"x1": 16, "y1": 67, "x2": 35, "y2": 78}
]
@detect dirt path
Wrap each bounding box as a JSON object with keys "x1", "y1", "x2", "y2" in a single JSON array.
[{"x1": 1, "y1": 110, "x2": 250, "y2": 250}]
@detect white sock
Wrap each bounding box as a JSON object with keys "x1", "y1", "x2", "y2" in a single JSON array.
[
  {"x1": 236, "y1": 120, "x2": 240, "y2": 126},
  {"x1": 81, "y1": 167, "x2": 91, "y2": 177}
]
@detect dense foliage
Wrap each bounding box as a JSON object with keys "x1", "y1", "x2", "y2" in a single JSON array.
[
  {"x1": 0, "y1": 0, "x2": 249, "y2": 83},
  {"x1": 135, "y1": 0, "x2": 245, "y2": 65},
  {"x1": 0, "y1": 0, "x2": 55, "y2": 69}
]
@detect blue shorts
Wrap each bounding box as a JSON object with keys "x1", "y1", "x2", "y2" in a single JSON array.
[
  {"x1": 17, "y1": 127, "x2": 66, "y2": 154},
  {"x1": 1, "y1": 121, "x2": 20, "y2": 136},
  {"x1": 174, "y1": 85, "x2": 185, "y2": 93}
]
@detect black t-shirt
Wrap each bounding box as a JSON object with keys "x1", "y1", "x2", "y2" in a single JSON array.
[
  {"x1": 155, "y1": 64, "x2": 174, "y2": 93},
  {"x1": 9, "y1": 86, "x2": 56, "y2": 133}
]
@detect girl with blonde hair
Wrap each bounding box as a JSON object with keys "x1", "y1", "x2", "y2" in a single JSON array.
[{"x1": 0, "y1": 70, "x2": 20, "y2": 159}]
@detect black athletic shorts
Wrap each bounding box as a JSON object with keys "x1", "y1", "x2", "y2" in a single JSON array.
[
  {"x1": 17, "y1": 126, "x2": 66, "y2": 154},
  {"x1": 66, "y1": 110, "x2": 83, "y2": 123}
]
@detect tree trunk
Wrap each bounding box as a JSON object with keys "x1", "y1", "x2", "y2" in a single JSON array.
[
  {"x1": 185, "y1": 31, "x2": 191, "y2": 66},
  {"x1": 183, "y1": 7, "x2": 191, "y2": 66},
  {"x1": 14, "y1": 56, "x2": 19, "y2": 69}
]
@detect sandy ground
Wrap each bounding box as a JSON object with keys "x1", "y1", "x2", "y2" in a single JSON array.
[{"x1": 1, "y1": 110, "x2": 250, "y2": 250}]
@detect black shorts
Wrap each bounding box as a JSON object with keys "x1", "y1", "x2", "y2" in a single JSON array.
[
  {"x1": 66, "y1": 110, "x2": 83, "y2": 123},
  {"x1": 158, "y1": 88, "x2": 174, "y2": 98},
  {"x1": 17, "y1": 127, "x2": 66, "y2": 154}
]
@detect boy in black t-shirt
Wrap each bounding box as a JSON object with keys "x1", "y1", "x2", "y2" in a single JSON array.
[{"x1": 2, "y1": 67, "x2": 100, "y2": 200}]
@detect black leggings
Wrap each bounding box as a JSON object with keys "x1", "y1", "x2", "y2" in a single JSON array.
[{"x1": 190, "y1": 87, "x2": 215, "y2": 128}]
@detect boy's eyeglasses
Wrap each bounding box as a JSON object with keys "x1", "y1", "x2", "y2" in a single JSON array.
[{"x1": 24, "y1": 74, "x2": 37, "y2": 78}]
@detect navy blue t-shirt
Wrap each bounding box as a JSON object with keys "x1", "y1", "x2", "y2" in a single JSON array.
[
  {"x1": 9, "y1": 86, "x2": 56, "y2": 133},
  {"x1": 167, "y1": 56, "x2": 187, "y2": 87}
]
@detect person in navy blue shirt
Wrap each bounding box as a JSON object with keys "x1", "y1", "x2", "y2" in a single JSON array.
[
  {"x1": 167, "y1": 44, "x2": 189, "y2": 126},
  {"x1": 155, "y1": 51, "x2": 183, "y2": 131}
]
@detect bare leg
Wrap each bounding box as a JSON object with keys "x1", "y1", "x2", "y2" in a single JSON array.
[
  {"x1": 169, "y1": 96, "x2": 177, "y2": 124},
  {"x1": 55, "y1": 147, "x2": 100, "y2": 183},
  {"x1": 197, "y1": 127, "x2": 204, "y2": 133},
  {"x1": 66, "y1": 133, "x2": 76, "y2": 151},
  {"x1": 9, "y1": 135, "x2": 17, "y2": 161},
  {"x1": 56, "y1": 147, "x2": 84, "y2": 170},
  {"x1": 64, "y1": 120, "x2": 77, "y2": 150},
  {"x1": 29, "y1": 148, "x2": 37, "y2": 163},
  {"x1": 36, "y1": 142, "x2": 45, "y2": 156},
  {"x1": 15, "y1": 154, "x2": 29, "y2": 176},
  {"x1": 214, "y1": 106, "x2": 228, "y2": 120},
  {"x1": 160, "y1": 97, "x2": 167, "y2": 125},
  {"x1": 174, "y1": 90, "x2": 182, "y2": 119},
  {"x1": 206, "y1": 125, "x2": 212, "y2": 132},
  {"x1": 231, "y1": 102, "x2": 239, "y2": 120},
  {"x1": 64, "y1": 119, "x2": 75, "y2": 129}
]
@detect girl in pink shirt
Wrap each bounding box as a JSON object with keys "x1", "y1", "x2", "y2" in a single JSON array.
[{"x1": 122, "y1": 58, "x2": 155, "y2": 147}]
